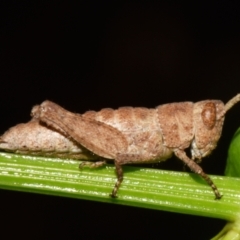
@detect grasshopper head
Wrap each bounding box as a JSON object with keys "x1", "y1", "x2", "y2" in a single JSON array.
[
  {"x1": 191, "y1": 94, "x2": 240, "y2": 160},
  {"x1": 191, "y1": 100, "x2": 225, "y2": 160}
]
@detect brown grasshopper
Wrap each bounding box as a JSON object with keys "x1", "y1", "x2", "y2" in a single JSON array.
[{"x1": 1, "y1": 94, "x2": 240, "y2": 199}]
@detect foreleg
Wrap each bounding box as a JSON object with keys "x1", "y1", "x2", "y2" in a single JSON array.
[{"x1": 174, "y1": 149, "x2": 222, "y2": 199}]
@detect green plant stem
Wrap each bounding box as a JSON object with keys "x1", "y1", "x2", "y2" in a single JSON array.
[{"x1": 0, "y1": 152, "x2": 240, "y2": 222}]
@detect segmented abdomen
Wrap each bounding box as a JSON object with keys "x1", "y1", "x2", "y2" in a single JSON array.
[
  {"x1": 0, "y1": 119, "x2": 96, "y2": 160},
  {"x1": 83, "y1": 107, "x2": 172, "y2": 161}
]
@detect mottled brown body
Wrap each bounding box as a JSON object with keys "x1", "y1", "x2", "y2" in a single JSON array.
[
  {"x1": 0, "y1": 119, "x2": 96, "y2": 160},
  {"x1": 1, "y1": 94, "x2": 240, "y2": 199},
  {"x1": 83, "y1": 107, "x2": 173, "y2": 163}
]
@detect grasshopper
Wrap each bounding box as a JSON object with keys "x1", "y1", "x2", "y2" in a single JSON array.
[{"x1": 1, "y1": 94, "x2": 240, "y2": 199}]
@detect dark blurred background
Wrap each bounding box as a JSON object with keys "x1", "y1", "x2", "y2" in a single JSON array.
[{"x1": 1, "y1": 1, "x2": 240, "y2": 239}]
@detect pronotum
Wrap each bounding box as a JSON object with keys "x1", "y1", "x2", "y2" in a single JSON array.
[{"x1": 0, "y1": 94, "x2": 240, "y2": 198}]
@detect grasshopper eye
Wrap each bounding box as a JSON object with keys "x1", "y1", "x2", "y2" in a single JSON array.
[{"x1": 201, "y1": 102, "x2": 216, "y2": 129}]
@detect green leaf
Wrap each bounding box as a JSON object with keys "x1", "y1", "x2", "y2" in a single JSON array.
[
  {"x1": 212, "y1": 127, "x2": 240, "y2": 240},
  {"x1": 225, "y1": 127, "x2": 240, "y2": 177},
  {"x1": 0, "y1": 152, "x2": 240, "y2": 222}
]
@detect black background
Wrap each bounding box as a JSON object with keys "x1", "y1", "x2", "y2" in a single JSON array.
[{"x1": 1, "y1": 1, "x2": 240, "y2": 239}]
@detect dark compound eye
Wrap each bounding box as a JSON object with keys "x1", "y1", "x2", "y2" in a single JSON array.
[{"x1": 201, "y1": 102, "x2": 216, "y2": 129}]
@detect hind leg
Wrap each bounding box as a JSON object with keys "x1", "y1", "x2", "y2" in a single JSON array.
[
  {"x1": 110, "y1": 153, "x2": 146, "y2": 198},
  {"x1": 110, "y1": 160, "x2": 124, "y2": 198}
]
